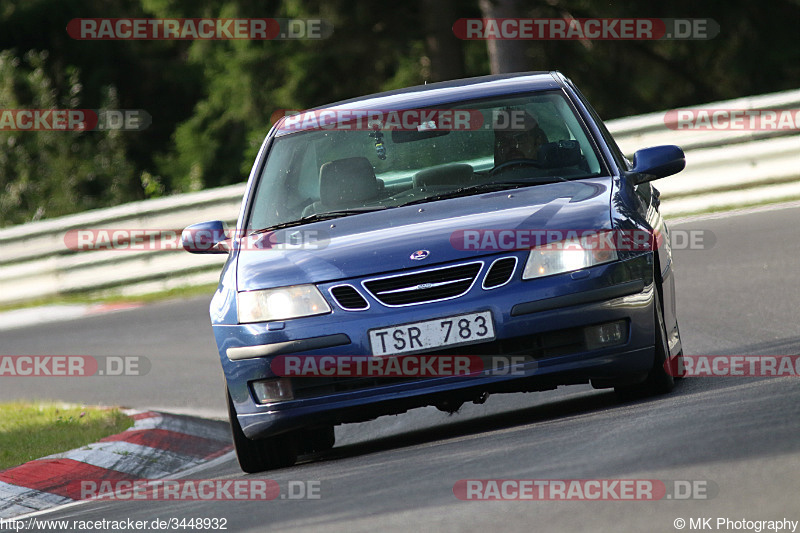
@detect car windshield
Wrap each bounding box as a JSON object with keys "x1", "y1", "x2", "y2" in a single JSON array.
[{"x1": 248, "y1": 91, "x2": 605, "y2": 231}]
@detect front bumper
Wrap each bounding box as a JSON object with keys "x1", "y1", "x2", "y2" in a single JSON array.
[{"x1": 215, "y1": 253, "x2": 657, "y2": 439}]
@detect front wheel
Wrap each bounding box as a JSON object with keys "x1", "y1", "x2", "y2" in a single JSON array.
[
  {"x1": 615, "y1": 286, "x2": 675, "y2": 399},
  {"x1": 227, "y1": 390, "x2": 298, "y2": 473}
]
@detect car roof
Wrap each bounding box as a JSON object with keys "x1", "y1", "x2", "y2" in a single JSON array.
[{"x1": 274, "y1": 71, "x2": 566, "y2": 137}]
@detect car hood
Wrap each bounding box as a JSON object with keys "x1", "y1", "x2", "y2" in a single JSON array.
[{"x1": 236, "y1": 177, "x2": 613, "y2": 291}]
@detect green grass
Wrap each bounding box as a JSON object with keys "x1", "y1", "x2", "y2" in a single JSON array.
[{"x1": 0, "y1": 402, "x2": 133, "y2": 470}]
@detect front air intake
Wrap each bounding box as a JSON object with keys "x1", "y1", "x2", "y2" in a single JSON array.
[
  {"x1": 329, "y1": 285, "x2": 369, "y2": 310},
  {"x1": 483, "y1": 257, "x2": 517, "y2": 289}
]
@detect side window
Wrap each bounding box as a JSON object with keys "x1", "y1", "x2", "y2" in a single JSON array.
[
  {"x1": 588, "y1": 105, "x2": 652, "y2": 204},
  {"x1": 595, "y1": 114, "x2": 630, "y2": 171},
  {"x1": 567, "y1": 82, "x2": 630, "y2": 171},
  {"x1": 565, "y1": 80, "x2": 653, "y2": 205}
]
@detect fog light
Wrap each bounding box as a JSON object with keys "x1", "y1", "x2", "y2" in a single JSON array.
[
  {"x1": 252, "y1": 378, "x2": 294, "y2": 404},
  {"x1": 584, "y1": 320, "x2": 627, "y2": 351}
]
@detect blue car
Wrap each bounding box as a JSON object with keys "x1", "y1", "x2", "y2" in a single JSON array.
[{"x1": 183, "y1": 71, "x2": 684, "y2": 472}]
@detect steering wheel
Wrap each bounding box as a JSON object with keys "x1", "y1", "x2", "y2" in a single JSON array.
[{"x1": 489, "y1": 158, "x2": 542, "y2": 176}]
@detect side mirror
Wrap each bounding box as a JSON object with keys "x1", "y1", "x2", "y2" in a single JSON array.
[
  {"x1": 182, "y1": 220, "x2": 229, "y2": 254},
  {"x1": 628, "y1": 145, "x2": 685, "y2": 185}
]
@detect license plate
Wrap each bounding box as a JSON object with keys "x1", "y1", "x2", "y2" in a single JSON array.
[{"x1": 369, "y1": 311, "x2": 495, "y2": 356}]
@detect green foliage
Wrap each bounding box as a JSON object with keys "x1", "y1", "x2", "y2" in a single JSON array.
[
  {"x1": 0, "y1": 50, "x2": 137, "y2": 225},
  {"x1": 0, "y1": 0, "x2": 798, "y2": 226},
  {"x1": 152, "y1": 0, "x2": 428, "y2": 191}
]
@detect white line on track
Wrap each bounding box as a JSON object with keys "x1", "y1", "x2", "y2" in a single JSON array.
[{"x1": 667, "y1": 199, "x2": 800, "y2": 226}]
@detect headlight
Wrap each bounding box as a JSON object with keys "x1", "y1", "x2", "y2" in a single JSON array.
[
  {"x1": 238, "y1": 285, "x2": 331, "y2": 323},
  {"x1": 522, "y1": 235, "x2": 618, "y2": 280}
]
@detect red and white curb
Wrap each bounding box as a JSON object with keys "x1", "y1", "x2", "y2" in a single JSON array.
[{"x1": 0, "y1": 410, "x2": 232, "y2": 518}]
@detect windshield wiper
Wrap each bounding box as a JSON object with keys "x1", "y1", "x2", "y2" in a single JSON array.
[
  {"x1": 398, "y1": 177, "x2": 569, "y2": 207},
  {"x1": 251, "y1": 206, "x2": 389, "y2": 233}
]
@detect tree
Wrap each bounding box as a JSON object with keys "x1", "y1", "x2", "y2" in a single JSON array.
[
  {"x1": 0, "y1": 50, "x2": 137, "y2": 226},
  {"x1": 421, "y1": 0, "x2": 466, "y2": 81},
  {"x1": 479, "y1": 0, "x2": 531, "y2": 73}
]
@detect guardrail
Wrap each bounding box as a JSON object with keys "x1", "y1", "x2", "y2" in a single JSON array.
[{"x1": 1, "y1": 88, "x2": 798, "y2": 306}]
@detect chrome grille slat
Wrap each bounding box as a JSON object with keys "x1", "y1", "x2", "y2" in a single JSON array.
[
  {"x1": 363, "y1": 262, "x2": 483, "y2": 306},
  {"x1": 376, "y1": 277, "x2": 472, "y2": 295}
]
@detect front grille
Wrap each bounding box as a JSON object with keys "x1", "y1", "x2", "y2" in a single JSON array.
[
  {"x1": 330, "y1": 285, "x2": 369, "y2": 310},
  {"x1": 483, "y1": 257, "x2": 517, "y2": 289},
  {"x1": 363, "y1": 262, "x2": 482, "y2": 306}
]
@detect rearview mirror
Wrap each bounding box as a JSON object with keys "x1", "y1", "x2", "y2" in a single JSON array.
[
  {"x1": 628, "y1": 145, "x2": 685, "y2": 185},
  {"x1": 182, "y1": 220, "x2": 229, "y2": 254},
  {"x1": 391, "y1": 128, "x2": 450, "y2": 143}
]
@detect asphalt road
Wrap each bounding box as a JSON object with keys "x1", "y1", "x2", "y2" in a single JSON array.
[{"x1": 4, "y1": 204, "x2": 800, "y2": 532}]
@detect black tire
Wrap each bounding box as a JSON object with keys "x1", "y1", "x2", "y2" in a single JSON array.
[
  {"x1": 227, "y1": 390, "x2": 298, "y2": 473},
  {"x1": 615, "y1": 285, "x2": 675, "y2": 399}
]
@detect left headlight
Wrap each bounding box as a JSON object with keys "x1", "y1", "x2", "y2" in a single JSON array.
[
  {"x1": 522, "y1": 236, "x2": 618, "y2": 280},
  {"x1": 237, "y1": 285, "x2": 331, "y2": 323}
]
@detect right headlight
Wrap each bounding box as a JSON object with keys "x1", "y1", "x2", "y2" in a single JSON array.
[
  {"x1": 237, "y1": 285, "x2": 331, "y2": 323},
  {"x1": 522, "y1": 234, "x2": 618, "y2": 280}
]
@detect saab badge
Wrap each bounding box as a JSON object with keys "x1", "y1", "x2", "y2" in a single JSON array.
[{"x1": 410, "y1": 250, "x2": 430, "y2": 260}]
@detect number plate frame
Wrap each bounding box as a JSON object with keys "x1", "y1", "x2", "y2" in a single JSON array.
[{"x1": 369, "y1": 310, "x2": 495, "y2": 356}]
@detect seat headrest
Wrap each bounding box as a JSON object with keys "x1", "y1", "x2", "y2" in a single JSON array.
[
  {"x1": 413, "y1": 164, "x2": 474, "y2": 188},
  {"x1": 319, "y1": 157, "x2": 378, "y2": 208}
]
